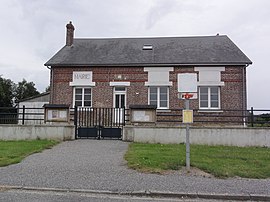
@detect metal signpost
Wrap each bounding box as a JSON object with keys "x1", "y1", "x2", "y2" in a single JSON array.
[
  {"x1": 177, "y1": 73, "x2": 197, "y2": 170},
  {"x1": 182, "y1": 94, "x2": 194, "y2": 170}
]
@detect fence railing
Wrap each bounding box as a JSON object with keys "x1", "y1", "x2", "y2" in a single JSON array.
[
  {"x1": 0, "y1": 106, "x2": 270, "y2": 127},
  {"x1": 0, "y1": 107, "x2": 18, "y2": 124},
  {"x1": 75, "y1": 107, "x2": 126, "y2": 128},
  {"x1": 0, "y1": 106, "x2": 45, "y2": 125},
  {"x1": 156, "y1": 108, "x2": 270, "y2": 127}
]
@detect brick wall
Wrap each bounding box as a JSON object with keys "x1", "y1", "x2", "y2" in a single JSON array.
[
  {"x1": 51, "y1": 66, "x2": 149, "y2": 107},
  {"x1": 50, "y1": 66, "x2": 246, "y2": 114}
]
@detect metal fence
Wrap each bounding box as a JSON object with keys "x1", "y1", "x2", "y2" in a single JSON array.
[
  {"x1": 0, "y1": 107, "x2": 18, "y2": 124},
  {"x1": 0, "y1": 106, "x2": 45, "y2": 125},
  {"x1": 156, "y1": 108, "x2": 270, "y2": 127},
  {"x1": 75, "y1": 107, "x2": 126, "y2": 128},
  {"x1": 0, "y1": 106, "x2": 270, "y2": 127}
]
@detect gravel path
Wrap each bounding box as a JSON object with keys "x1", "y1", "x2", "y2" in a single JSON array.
[{"x1": 0, "y1": 140, "x2": 269, "y2": 195}]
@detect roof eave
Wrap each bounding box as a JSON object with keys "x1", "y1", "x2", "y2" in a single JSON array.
[{"x1": 44, "y1": 62, "x2": 252, "y2": 67}]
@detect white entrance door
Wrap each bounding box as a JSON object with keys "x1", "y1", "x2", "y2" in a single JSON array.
[{"x1": 113, "y1": 87, "x2": 126, "y2": 124}]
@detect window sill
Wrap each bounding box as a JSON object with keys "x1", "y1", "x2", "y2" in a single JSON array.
[{"x1": 198, "y1": 110, "x2": 223, "y2": 113}]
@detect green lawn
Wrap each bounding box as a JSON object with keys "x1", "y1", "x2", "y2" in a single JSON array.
[
  {"x1": 0, "y1": 140, "x2": 58, "y2": 167},
  {"x1": 125, "y1": 143, "x2": 270, "y2": 179}
]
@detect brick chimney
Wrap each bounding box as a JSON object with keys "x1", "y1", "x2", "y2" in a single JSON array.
[{"x1": 66, "y1": 21, "x2": 75, "y2": 46}]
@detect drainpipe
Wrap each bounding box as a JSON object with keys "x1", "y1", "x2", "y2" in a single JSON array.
[
  {"x1": 243, "y1": 64, "x2": 249, "y2": 127},
  {"x1": 46, "y1": 66, "x2": 53, "y2": 104}
]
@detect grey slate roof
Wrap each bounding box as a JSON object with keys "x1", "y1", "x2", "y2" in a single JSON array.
[
  {"x1": 45, "y1": 35, "x2": 252, "y2": 66},
  {"x1": 17, "y1": 92, "x2": 50, "y2": 103}
]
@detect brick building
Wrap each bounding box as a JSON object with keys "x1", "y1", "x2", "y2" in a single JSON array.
[{"x1": 45, "y1": 22, "x2": 252, "y2": 124}]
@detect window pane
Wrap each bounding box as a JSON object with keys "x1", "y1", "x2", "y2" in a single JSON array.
[
  {"x1": 149, "y1": 87, "x2": 157, "y2": 103},
  {"x1": 211, "y1": 95, "x2": 218, "y2": 100},
  {"x1": 84, "y1": 101, "x2": 91, "y2": 106},
  {"x1": 160, "y1": 94, "x2": 167, "y2": 101},
  {"x1": 115, "y1": 87, "x2": 126, "y2": 92},
  {"x1": 120, "y1": 95, "x2": 125, "y2": 108},
  {"x1": 160, "y1": 88, "x2": 167, "y2": 98},
  {"x1": 150, "y1": 100, "x2": 157, "y2": 105},
  {"x1": 160, "y1": 101, "x2": 167, "y2": 108},
  {"x1": 160, "y1": 87, "x2": 167, "y2": 94},
  {"x1": 150, "y1": 94, "x2": 157, "y2": 101},
  {"x1": 200, "y1": 87, "x2": 209, "y2": 108},
  {"x1": 159, "y1": 87, "x2": 168, "y2": 108},
  {"x1": 150, "y1": 87, "x2": 157, "y2": 94},
  {"x1": 210, "y1": 87, "x2": 218, "y2": 94},
  {"x1": 75, "y1": 95, "x2": 82, "y2": 100},
  {"x1": 200, "y1": 87, "x2": 208, "y2": 94},
  {"x1": 211, "y1": 101, "x2": 218, "y2": 108},
  {"x1": 200, "y1": 95, "x2": 208, "y2": 101},
  {"x1": 210, "y1": 87, "x2": 219, "y2": 108},
  {"x1": 115, "y1": 94, "x2": 120, "y2": 108},
  {"x1": 200, "y1": 101, "x2": 208, "y2": 108},
  {"x1": 75, "y1": 88, "x2": 82, "y2": 94},
  {"x1": 75, "y1": 101, "x2": 82, "y2": 107},
  {"x1": 84, "y1": 88, "x2": 91, "y2": 94},
  {"x1": 84, "y1": 95, "x2": 91, "y2": 101}
]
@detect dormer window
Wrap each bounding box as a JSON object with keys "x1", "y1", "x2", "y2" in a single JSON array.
[{"x1": 143, "y1": 44, "x2": 153, "y2": 50}]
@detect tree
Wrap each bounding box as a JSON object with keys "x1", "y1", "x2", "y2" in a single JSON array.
[
  {"x1": 14, "y1": 79, "x2": 40, "y2": 103},
  {"x1": 0, "y1": 76, "x2": 15, "y2": 107},
  {"x1": 45, "y1": 85, "x2": 50, "y2": 92}
]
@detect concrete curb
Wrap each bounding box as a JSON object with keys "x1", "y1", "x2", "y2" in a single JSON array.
[{"x1": 1, "y1": 185, "x2": 270, "y2": 201}]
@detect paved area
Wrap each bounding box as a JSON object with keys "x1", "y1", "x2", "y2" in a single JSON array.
[
  {"x1": 0, "y1": 188, "x2": 231, "y2": 202},
  {"x1": 0, "y1": 140, "x2": 269, "y2": 200},
  {"x1": 1, "y1": 190, "x2": 234, "y2": 202}
]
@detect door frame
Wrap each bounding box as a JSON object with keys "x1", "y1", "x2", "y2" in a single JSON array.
[{"x1": 113, "y1": 86, "x2": 127, "y2": 109}]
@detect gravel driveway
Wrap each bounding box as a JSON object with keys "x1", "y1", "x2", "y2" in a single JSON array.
[{"x1": 0, "y1": 140, "x2": 269, "y2": 195}]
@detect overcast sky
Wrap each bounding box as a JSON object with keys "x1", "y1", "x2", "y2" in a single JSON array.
[{"x1": 0, "y1": 0, "x2": 269, "y2": 108}]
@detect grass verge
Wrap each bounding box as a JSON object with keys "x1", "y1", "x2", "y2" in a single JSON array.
[
  {"x1": 0, "y1": 140, "x2": 59, "y2": 167},
  {"x1": 124, "y1": 143, "x2": 270, "y2": 179}
]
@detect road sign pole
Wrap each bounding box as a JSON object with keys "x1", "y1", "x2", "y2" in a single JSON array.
[
  {"x1": 185, "y1": 99, "x2": 190, "y2": 170},
  {"x1": 178, "y1": 73, "x2": 197, "y2": 171}
]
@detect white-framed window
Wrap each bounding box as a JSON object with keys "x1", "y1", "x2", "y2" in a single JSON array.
[
  {"x1": 149, "y1": 86, "x2": 169, "y2": 109},
  {"x1": 73, "y1": 87, "x2": 92, "y2": 108},
  {"x1": 199, "y1": 86, "x2": 220, "y2": 109}
]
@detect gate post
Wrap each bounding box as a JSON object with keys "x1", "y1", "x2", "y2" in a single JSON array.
[
  {"x1": 22, "y1": 105, "x2": 25, "y2": 125},
  {"x1": 123, "y1": 107, "x2": 125, "y2": 126},
  {"x1": 251, "y1": 107, "x2": 254, "y2": 127},
  {"x1": 74, "y1": 106, "x2": 78, "y2": 139}
]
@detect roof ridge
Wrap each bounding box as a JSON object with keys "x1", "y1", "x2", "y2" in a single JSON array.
[{"x1": 73, "y1": 35, "x2": 228, "y2": 40}]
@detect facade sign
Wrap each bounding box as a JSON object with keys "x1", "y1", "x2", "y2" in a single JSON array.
[
  {"x1": 44, "y1": 104, "x2": 70, "y2": 123},
  {"x1": 133, "y1": 111, "x2": 150, "y2": 122},
  {"x1": 69, "y1": 71, "x2": 95, "y2": 86},
  {"x1": 183, "y1": 110, "x2": 193, "y2": 123},
  {"x1": 47, "y1": 109, "x2": 68, "y2": 121},
  {"x1": 178, "y1": 73, "x2": 197, "y2": 93}
]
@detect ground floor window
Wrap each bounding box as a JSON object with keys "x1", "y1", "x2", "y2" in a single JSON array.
[
  {"x1": 73, "y1": 87, "x2": 92, "y2": 107},
  {"x1": 199, "y1": 86, "x2": 220, "y2": 109},
  {"x1": 149, "y1": 86, "x2": 169, "y2": 109}
]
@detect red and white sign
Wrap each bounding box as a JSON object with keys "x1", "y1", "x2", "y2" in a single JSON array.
[{"x1": 179, "y1": 92, "x2": 198, "y2": 100}]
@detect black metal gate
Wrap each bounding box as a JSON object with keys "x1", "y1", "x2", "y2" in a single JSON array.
[{"x1": 74, "y1": 107, "x2": 125, "y2": 139}]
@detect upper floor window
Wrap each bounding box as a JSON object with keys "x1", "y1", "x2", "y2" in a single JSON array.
[
  {"x1": 149, "y1": 86, "x2": 169, "y2": 109},
  {"x1": 199, "y1": 86, "x2": 220, "y2": 109},
  {"x1": 74, "y1": 87, "x2": 92, "y2": 108}
]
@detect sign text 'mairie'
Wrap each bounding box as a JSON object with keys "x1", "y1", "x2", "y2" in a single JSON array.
[{"x1": 73, "y1": 72, "x2": 91, "y2": 80}]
